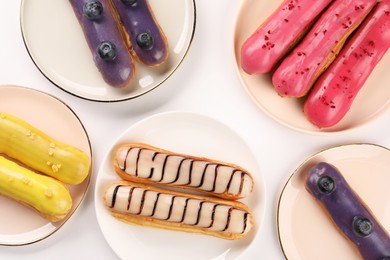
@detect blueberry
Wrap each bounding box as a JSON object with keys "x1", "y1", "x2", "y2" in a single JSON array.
[
  {"x1": 353, "y1": 216, "x2": 373, "y2": 237},
  {"x1": 121, "y1": 0, "x2": 137, "y2": 5},
  {"x1": 83, "y1": 1, "x2": 103, "y2": 20},
  {"x1": 317, "y1": 175, "x2": 335, "y2": 194},
  {"x1": 98, "y1": 41, "x2": 116, "y2": 61},
  {"x1": 136, "y1": 32, "x2": 154, "y2": 50}
]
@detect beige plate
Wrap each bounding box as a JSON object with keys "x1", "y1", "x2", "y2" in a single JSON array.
[
  {"x1": 0, "y1": 85, "x2": 92, "y2": 246},
  {"x1": 20, "y1": 0, "x2": 196, "y2": 102},
  {"x1": 233, "y1": 0, "x2": 390, "y2": 134},
  {"x1": 277, "y1": 143, "x2": 390, "y2": 259}
]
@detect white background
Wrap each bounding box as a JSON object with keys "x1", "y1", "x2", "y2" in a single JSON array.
[{"x1": 0, "y1": 0, "x2": 389, "y2": 259}]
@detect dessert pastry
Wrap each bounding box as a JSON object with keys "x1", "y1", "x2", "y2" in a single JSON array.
[
  {"x1": 114, "y1": 143, "x2": 254, "y2": 200},
  {"x1": 109, "y1": 0, "x2": 169, "y2": 67},
  {"x1": 305, "y1": 162, "x2": 390, "y2": 259},
  {"x1": 69, "y1": 0, "x2": 135, "y2": 87},
  {"x1": 304, "y1": 0, "x2": 390, "y2": 128},
  {"x1": 0, "y1": 112, "x2": 91, "y2": 185},
  {"x1": 241, "y1": 0, "x2": 333, "y2": 74},
  {"x1": 104, "y1": 181, "x2": 253, "y2": 240},
  {"x1": 272, "y1": 0, "x2": 376, "y2": 97},
  {"x1": 0, "y1": 155, "x2": 72, "y2": 222}
]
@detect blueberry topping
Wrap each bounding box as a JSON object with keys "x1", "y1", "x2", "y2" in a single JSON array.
[
  {"x1": 353, "y1": 216, "x2": 373, "y2": 237},
  {"x1": 121, "y1": 0, "x2": 137, "y2": 5},
  {"x1": 317, "y1": 175, "x2": 335, "y2": 194},
  {"x1": 136, "y1": 32, "x2": 154, "y2": 50},
  {"x1": 98, "y1": 41, "x2": 116, "y2": 61},
  {"x1": 83, "y1": 1, "x2": 103, "y2": 20}
]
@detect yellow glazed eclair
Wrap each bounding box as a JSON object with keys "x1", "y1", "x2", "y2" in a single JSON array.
[
  {"x1": 0, "y1": 112, "x2": 91, "y2": 185},
  {"x1": 0, "y1": 155, "x2": 72, "y2": 222}
]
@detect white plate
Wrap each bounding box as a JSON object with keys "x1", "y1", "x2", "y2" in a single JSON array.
[
  {"x1": 0, "y1": 85, "x2": 92, "y2": 246},
  {"x1": 95, "y1": 111, "x2": 265, "y2": 260},
  {"x1": 20, "y1": 0, "x2": 196, "y2": 102},
  {"x1": 233, "y1": 0, "x2": 390, "y2": 134},
  {"x1": 277, "y1": 143, "x2": 390, "y2": 259}
]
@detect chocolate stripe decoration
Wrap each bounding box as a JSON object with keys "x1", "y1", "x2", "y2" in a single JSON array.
[
  {"x1": 110, "y1": 184, "x2": 122, "y2": 208},
  {"x1": 106, "y1": 183, "x2": 252, "y2": 236},
  {"x1": 165, "y1": 195, "x2": 175, "y2": 220},
  {"x1": 168, "y1": 157, "x2": 185, "y2": 184},
  {"x1": 159, "y1": 154, "x2": 169, "y2": 182},
  {"x1": 115, "y1": 144, "x2": 254, "y2": 199},
  {"x1": 135, "y1": 148, "x2": 142, "y2": 177},
  {"x1": 207, "y1": 204, "x2": 219, "y2": 228},
  {"x1": 223, "y1": 208, "x2": 233, "y2": 231},
  {"x1": 180, "y1": 198, "x2": 190, "y2": 223},
  {"x1": 151, "y1": 193, "x2": 161, "y2": 216},
  {"x1": 194, "y1": 201, "x2": 205, "y2": 225},
  {"x1": 127, "y1": 186, "x2": 134, "y2": 211}
]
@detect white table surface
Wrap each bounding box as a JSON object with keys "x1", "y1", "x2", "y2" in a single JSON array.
[{"x1": 0, "y1": 0, "x2": 389, "y2": 259}]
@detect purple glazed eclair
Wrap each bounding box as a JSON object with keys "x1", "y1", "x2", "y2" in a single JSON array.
[
  {"x1": 69, "y1": 0, "x2": 135, "y2": 88},
  {"x1": 109, "y1": 0, "x2": 169, "y2": 67},
  {"x1": 305, "y1": 162, "x2": 390, "y2": 259}
]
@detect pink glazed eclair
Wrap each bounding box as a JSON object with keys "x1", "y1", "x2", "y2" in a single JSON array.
[
  {"x1": 240, "y1": 0, "x2": 333, "y2": 74},
  {"x1": 304, "y1": 0, "x2": 390, "y2": 128},
  {"x1": 272, "y1": 0, "x2": 377, "y2": 97}
]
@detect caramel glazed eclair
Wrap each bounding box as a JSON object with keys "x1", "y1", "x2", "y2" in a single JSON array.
[
  {"x1": 105, "y1": 181, "x2": 253, "y2": 240},
  {"x1": 114, "y1": 143, "x2": 254, "y2": 200}
]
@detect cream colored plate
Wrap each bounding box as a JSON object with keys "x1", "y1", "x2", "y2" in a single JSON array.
[
  {"x1": 95, "y1": 111, "x2": 265, "y2": 260},
  {"x1": 233, "y1": 0, "x2": 390, "y2": 134},
  {"x1": 0, "y1": 85, "x2": 92, "y2": 246},
  {"x1": 277, "y1": 143, "x2": 390, "y2": 259},
  {"x1": 20, "y1": 0, "x2": 196, "y2": 102}
]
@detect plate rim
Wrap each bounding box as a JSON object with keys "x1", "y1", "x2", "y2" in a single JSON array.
[
  {"x1": 19, "y1": 0, "x2": 197, "y2": 103},
  {"x1": 0, "y1": 84, "x2": 93, "y2": 246},
  {"x1": 276, "y1": 142, "x2": 390, "y2": 259},
  {"x1": 93, "y1": 110, "x2": 266, "y2": 259},
  {"x1": 231, "y1": 0, "x2": 390, "y2": 136}
]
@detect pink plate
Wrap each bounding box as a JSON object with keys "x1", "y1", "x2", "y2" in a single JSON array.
[
  {"x1": 0, "y1": 85, "x2": 92, "y2": 246},
  {"x1": 233, "y1": 0, "x2": 390, "y2": 134},
  {"x1": 277, "y1": 143, "x2": 390, "y2": 259}
]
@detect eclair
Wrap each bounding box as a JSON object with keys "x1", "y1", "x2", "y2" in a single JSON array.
[
  {"x1": 69, "y1": 0, "x2": 135, "y2": 87},
  {"x1": 104, "y1": 181, "x2": 253, "y2": 240},
  {"x1": 0, "y1": 112, "x2": 91, "y2": 185},
  {"x1": 272, "y1": 0, "x2": 376, "y2": 97},
  {"x1": 108, "y1": 0, "x2": 169, "y2": 67},
  {"x1": 304, "y1": 0, "x2": 390, "y2": 128},
  {"x1": 114, "y1": 143, "x2": 254, "y2": 200},
  {"x1": 305, "y1": 162, "x2": 390, "y2": 259},
  {"x1": 241, "y1": 0, "x2": 333, "y2": 74},
  {"x1": 0, "y1": 156, "x2": 72, "y2": 222}
]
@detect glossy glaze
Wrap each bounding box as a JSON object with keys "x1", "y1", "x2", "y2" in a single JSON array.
[
  {"x1": 68, "y1": 0, "x2": 135, "y2": 87},
  {"x1": 304, "y1": 0, "x2": 390, "y2": 128},
  {"x1": 241, "y1": 0, "x2": 333, "y2": 74},
  {"x1": 115, "y1": 144, "x2": 253, "y2": 199},
  {"x1": 105, "y1": 182, "x2": 253, "y2": 238},
  {"x1": 109, "y1": 0, "x2": 168, "y2": 66},
  {"x1": 0, "y1": 156, "x2": 72, "y2": 222},
  {"x1": 305, "y1": 162, "x2": 390, "y2": 259},
  {"x1": 0, "y1": 112, "x2": 90, "y2": 185},
  {"x1": 272, "y1": 0, "x2": 376, "y2": 97}
]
